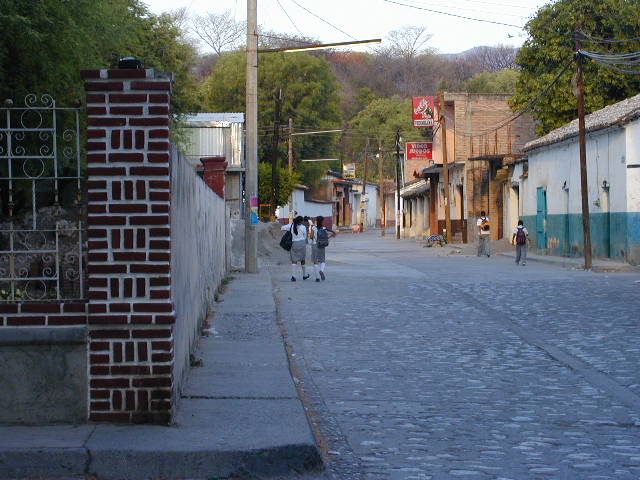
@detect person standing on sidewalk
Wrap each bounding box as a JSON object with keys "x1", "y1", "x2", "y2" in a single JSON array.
[
  {"x1": 512, "y1": 219, "x2": 530, "y2": 266},
  {"x1": 308, "y1": 216, "x2": 336, "y2": 282},
  {"x1": 282, "y1": 216, "x2": 310, "y2": 281},
  {"x1": 477, "y1": 210, "x2": 491, "y2": 257}
]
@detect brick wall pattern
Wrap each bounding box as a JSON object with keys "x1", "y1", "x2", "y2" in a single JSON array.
[{"x1": 81, "y1": 68, "x2": 175, "y2": 424}]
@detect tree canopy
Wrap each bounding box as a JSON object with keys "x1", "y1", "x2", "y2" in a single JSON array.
[
  {"x1": 511, "y1": 0, "x2": 640, "y2": 134},
  {"x1": 0, "y1": 0, "x2": 198, "y2": 113},
  {"x1": 200, "y1": 50, "x2": 342, "y2": 167}
]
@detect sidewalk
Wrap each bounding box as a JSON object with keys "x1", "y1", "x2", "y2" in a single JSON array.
[
  {"x1": 0, "y1": 271, "x2": 322, "y2": 479},
  {"x1": 499, "y1": 249, "x2": 640, "y2": 272}
]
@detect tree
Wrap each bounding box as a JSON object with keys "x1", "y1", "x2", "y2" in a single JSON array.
[
  {"x1": 191, "y1": 10, "x2": 245, "y2": 56},
  {"x1": 460, "y1": 69, "x2": 519, "y2": 94},
  {"x1": 258, "y1": 163, "x2": 299, "y2": 208},
  {"x1": 463, "y1": 45, "x2": 518, "y2": 72},
  {"x1": 348, "y1": 97, "x2": 425, "y2": 181},
  {"x1": 200, "y1": 50, "x2": 342, "y2": 178},
  {"x1": 511, "y1": 0, "x2": 640, "y2": 135}
]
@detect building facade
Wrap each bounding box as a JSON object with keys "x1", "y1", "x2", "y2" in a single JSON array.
[{"x1": 521, "y1": 94, "x2": 640, "y2": 264}]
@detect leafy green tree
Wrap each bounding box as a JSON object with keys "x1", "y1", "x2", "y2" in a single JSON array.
[
  {"x1": 258, "y1": 162, "x2": 299, "y2": 207},
  {"x1": 460, "y1": 69, "x2": 519, "y2": 94},
  {"x1": 348, "y1": 97, "x2": 428, "y2": 181},
  {"x1": 511, "y1": 0, "x2": 640, "y2": 135},
  {"x1": 0, "y1": 1, "x2": 199, "y2": 114},
  {"x1": 200, "y1": 51, "x2": 342, "y2": 173}
]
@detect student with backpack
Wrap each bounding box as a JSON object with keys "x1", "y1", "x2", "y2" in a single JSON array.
[
  {"x1": 308, "y1": 216, "x2": 336, "y2": 282},
  {"x1": 476, "y1": 210, "x2": 491, "y2": 257},
  {"x1": 511, "y1": 219, "x2": 530, "y2": 266},
  {"x1": 281, "y1": 216, "x2": 310, "y2": 281}
]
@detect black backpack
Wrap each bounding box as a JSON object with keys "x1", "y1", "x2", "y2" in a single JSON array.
[
  {"x1": 316, "y1": 227, "x2": 329, "y2": 248},
  {"x1": 515, "y1": 227, "x2": 527, "y2": 245},
  {"x1": 280, "y1": 226, "x2": 293, "y2": 251}
]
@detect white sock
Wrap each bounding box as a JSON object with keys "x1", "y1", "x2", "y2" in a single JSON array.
[
  {"x1": 314, "y1": 264, "x2": 320, "y2": 279},
  {"x1": 291, "y1": 264, "x2": 297, "y2": 277},
  {"x1": 320, "y1": 262, "x2": 326, "y2": 272}
]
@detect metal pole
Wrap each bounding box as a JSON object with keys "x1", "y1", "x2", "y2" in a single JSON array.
[
  {"x1": 395, "y1": 129, "x2": 401, "y2": 239},
  {"x1": 378, "y1": 141, "x2": 385, "y2": 236},
  {"x1": 288, "y1": 117, "x2": 293, "y2": 222},
  {"x1": 270, "y1": 88, "x2": 283, "y2": 218},
  {"x1": 360, "y1": 138, "x2": 369, "y2": 232},
  {"x1": 574, "y1": 38, "x2": 592, "y2": 270},
  {"x1": 245, "y1": 0, "x2": 258, "y2": 273},
  {"x1": 439, "y1": 92, "x2": 452, "y2": 242}
]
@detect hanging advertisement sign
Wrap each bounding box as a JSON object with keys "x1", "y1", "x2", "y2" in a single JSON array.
[
  {"x1": 406, "y1": 142, "x2": 433, "y2": 161},
  {"x1": 412, "y1": 96, "x2": 435, "y2": 127},
  {"x1": 343, "y1": 162, "x2": 356, "y2": 178}
]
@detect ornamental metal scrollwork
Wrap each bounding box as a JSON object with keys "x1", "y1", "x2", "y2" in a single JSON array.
[{"x1": 0, "y1": 94, "x2": 86, "y2": 302}]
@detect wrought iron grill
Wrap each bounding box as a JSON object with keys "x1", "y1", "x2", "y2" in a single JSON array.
[{"x1": 0, "y1": 94, "x2": 86, "y2": 301}]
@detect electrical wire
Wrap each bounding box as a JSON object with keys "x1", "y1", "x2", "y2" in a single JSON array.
[
  {"x1": 401, "y1": 0, "x2": 529, "y2": 19},
  {"x1": 576, "y1": 30, "x2": 640, "y2": 44},
  {"x1": 580, "y1": 49, "x2": 640, "y2": 74},
  {"x1": 257, "y1": 33, "x2": 315, "y2": 45},
  {"x1": 287, "y1": 0, "x2": 358, "y2": 40},
  {"x1": 382, "y1": 0, "x2": 523, "y2": 29},
  {"x1": 465, "y1": 57, "x2": 574, "y2": 138},
  {"x1": 275, "y1": 0, "x2": 305, "y2": 37}
]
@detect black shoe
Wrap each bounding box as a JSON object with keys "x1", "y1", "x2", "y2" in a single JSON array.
[
  {"x1": 303, "y1": 274, "x2": 310, "y2": 280},
  {"x1": 316, "y1": 278, "x2": 320, "y2": 282},
  {"x1": 291, "y1": 276, "x2": 296, "y2": 282},
  {"x1": 320, "y1": 271, "x2": 325, "y2": 281}
]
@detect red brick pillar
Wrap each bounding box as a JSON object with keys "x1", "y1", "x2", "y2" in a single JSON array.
[
  {"x1": 81, "y1": 67, "x2": 175, "y2": 424},
  {"x1": 201, "y1": 156, "x2": 227, "y2": 198}
]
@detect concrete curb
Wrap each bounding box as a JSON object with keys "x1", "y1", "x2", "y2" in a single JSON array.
[
  {"x1": 498, "y1": 251, "x2": 640, "y2": 272},
  {"x1": 0, "y1": 270, "x2": 324, "y2": 479}
]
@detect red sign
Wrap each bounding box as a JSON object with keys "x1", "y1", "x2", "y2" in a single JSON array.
[
  {"x1": 412, "y1": 96, "x2": 435, "y2": 127},
  {"x1": 406, "y1": 142, "x2": 433, "y2": 161}
]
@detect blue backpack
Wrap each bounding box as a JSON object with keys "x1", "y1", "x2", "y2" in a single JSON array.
[{"x1": 316, "y1": 227, "x2": 329, "y2": 248}]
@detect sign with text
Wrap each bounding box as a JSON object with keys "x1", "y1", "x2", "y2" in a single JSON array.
[
  {"x1": 343, "y1": 162, "x2": 356, "y2": 178},
  {"x1": 412, "y1": 96, "x2": 435, "y2": 127},
  {"x1": 406, "y1": 142, "x2": 433, "y2": 161}
]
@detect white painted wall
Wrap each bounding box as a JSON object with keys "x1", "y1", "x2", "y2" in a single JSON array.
[
  {"x1": 171, "y1": 147, "x2": 228, "y2": 394},
  {"x1": 278, "y1": 187, "x2": 333, "y2": 220},
  {"x1": 626, "y1": 120, "x2": 640, "y2": 213},
  {"x1": 523, "y1": 126, "x2": 628, "y2": 216}
]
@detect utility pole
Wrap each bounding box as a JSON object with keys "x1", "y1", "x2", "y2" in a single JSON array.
[
  {"x1": 270, "y1": 88, "x2": 283, "y2": 218},
  {"x1": 378, "y1": 140, "x2": 385, "y2": 236},
  {"x1": 244, "y1": 0, "x2": 258, "y2": 273},
  {"x1": 574, "y1": 32, "x2": 593, "y2": 269},
  {"x1": 395, "y1": 129, "x2": 401, "y2": 239},
  {"x1": 288, "y1": 117, "x2": 293, "y2": 222},
  {"x1": 360, "y1": 138, "x2": 369, "y2": 232},
  {"x1": 439, "y1": 92, "x2": 452, "y2": 242}
]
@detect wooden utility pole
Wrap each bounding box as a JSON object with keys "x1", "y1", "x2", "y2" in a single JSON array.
[
  {"x1": 244, "y1": 0, "x2": 258, "y2": 272},
  {"x1": 439, "y1": 92, "x2": 453, "y2": 242},
  {"x1": 270, "y1": 88, "x2": 283, "y2": 218},
  {"x1": 395, "y1": 129, "x2": 401, "y2": 239},
  {"x1": 378, "y1": 140, "x2": 385, "y2": 236},
  {"x1": 574, "y1": 33, "x2": 593, "y2": 269},
  {"x1": 288, "y1": 117, "x2": 293, "y2": 222},
  {"x1": 360, "y1": 138, "x2": 370, "y2": 232}
]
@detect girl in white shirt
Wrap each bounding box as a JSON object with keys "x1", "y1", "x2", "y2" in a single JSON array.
[{"x1": 281, "y1": 216, "x2": 309, "y2": 281}]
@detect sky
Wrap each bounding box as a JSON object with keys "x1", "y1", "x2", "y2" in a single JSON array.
[{"x1": 142, "y1": 0, "x2": 550, "y2": 54}]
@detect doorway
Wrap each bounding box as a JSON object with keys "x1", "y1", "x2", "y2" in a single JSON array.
[{"x1": 536, "y1": 187, "x2": 547, "y2": 249}]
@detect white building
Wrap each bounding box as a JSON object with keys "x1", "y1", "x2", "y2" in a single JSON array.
[{"x1": 521, "y1": 94, "x2": 640, "y2": 264}]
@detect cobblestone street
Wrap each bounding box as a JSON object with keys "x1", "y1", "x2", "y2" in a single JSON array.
[{"x1": 272, "y1": 232, "x2": 640, "y2": 479}]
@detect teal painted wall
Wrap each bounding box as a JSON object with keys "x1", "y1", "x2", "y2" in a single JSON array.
[{"x1": 521, "y1": 212, "x2": 640, "y2": 264}]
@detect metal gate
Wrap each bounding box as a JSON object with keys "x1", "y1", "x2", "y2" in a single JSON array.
[{"x1": 0, "y1": 94, "x2": 86, "y2": 301}]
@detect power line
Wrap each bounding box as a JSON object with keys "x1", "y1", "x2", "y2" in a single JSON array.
[
  {"x1": 382, "y1": 0, "x2": 523, "y2": 29},
  {"x1": 287, "y1": 0, "x2": 358, "y2": 40},
  {"x1": 580, "y1": 49, "x2": 640, "y2": 74},
  {"x1": 466, "y1": 57, "x2": 574, "y2": 137},
  {"x1": 275, "y1": 0, "x2": 305, "y2": 37},
  {"x1": 576, "y1": 30, "x2": 640, "y2": 44},
  {"x1": 402, "y1": 0, "x2": 529, "y2": 19}
]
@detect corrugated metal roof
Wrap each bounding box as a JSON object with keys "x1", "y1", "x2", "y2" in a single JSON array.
[
  {"x1": 524, "y1": 93, "x2": 640, "y2": 152},
  {"x1": 400, "y1": 179, "x2": 429, "y2": 198},
  {"x1": 183, "y1": 113, "x2": 244, "y2": 126}
]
